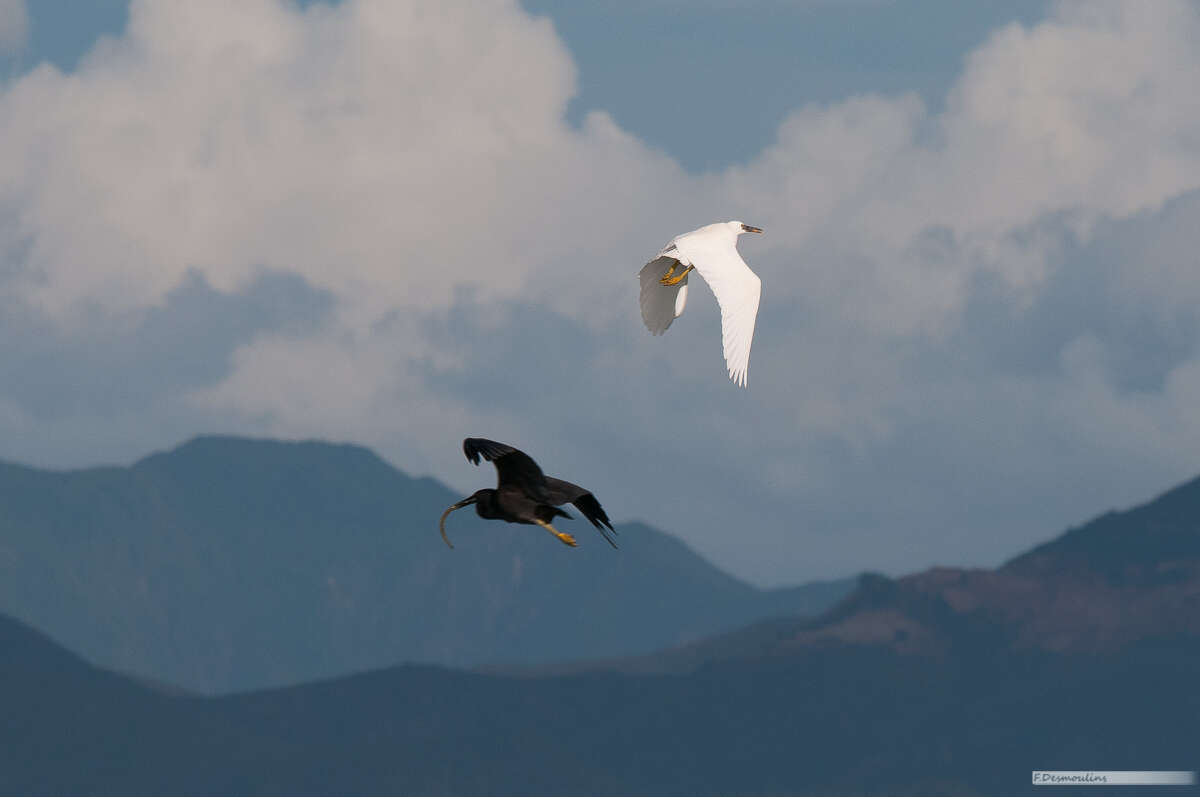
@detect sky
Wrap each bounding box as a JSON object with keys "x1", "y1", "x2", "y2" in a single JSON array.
[{"x1": 2, "y1": 0, "x2": 1200, "y2": 587}]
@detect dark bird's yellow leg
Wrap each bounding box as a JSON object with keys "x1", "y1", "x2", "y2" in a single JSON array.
[
  {"x1": 535, "y1": 519, "x2": 577, "y2": 547},
  {"x1": 660, "y1": 264, "x2": 694, "y2": 286}
]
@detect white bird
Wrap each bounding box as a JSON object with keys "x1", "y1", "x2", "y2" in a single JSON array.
[{"x1": 638, "y1": 220, "x2": 763, "y2": 387}]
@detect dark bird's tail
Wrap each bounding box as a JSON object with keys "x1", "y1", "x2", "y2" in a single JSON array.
[{"x1": 570, "y1": 493, "x2": 618, "y2": 547}]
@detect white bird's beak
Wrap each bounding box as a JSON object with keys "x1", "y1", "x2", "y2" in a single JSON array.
[{"x1": 741, "y1": 224, "x2": 763, "y2": 233}]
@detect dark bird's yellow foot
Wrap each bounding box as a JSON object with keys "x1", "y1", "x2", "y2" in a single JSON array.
[
  {"x1": 535, "y1": 519, "x2": 577, "y2": 547},
  {"x1": 659, "y1": 264, "x2": 693, "y2": 286}
]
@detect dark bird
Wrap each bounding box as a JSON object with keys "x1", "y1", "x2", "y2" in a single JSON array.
[{"x1": 439, "y1": 438, "x2": 617, "y2": 550}]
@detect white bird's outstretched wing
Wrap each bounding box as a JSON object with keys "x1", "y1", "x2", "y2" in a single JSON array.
[
  {"x1": 638, "y1": 253, "x2": 689, "y2": 336},
  {"x1": 674, "y1": 238, "x2": 761, "y2": 387}
]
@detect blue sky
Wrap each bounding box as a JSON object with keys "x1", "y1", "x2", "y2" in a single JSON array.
[
  {"x1": 2, "y1": 0, "x2": 1200, "y2": 586},
  {"x1": 528, "y1": 0, "x2": 1049, "y2": 170}
]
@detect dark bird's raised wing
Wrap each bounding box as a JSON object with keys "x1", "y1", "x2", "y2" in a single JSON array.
[
  {"x1": 462, "y1": 438, "x2": 549, "y2": 499},
  {"x1": 543, "y1": 476, "x2": 618, "y2": 549}
]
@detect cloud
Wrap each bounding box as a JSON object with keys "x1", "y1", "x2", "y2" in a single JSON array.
[
  {"x1": 0, "y1": 0, "x2": 28, "y2": 55},
  {"x1": 3, "y1": 0, "x2": 577, "y2": 315},
  {"x1": 2, "y1": 0, "x2": 1200, "y2": 583},
  {"x1": 0, "y1": 268, "x2": 331, "y2": 467}
]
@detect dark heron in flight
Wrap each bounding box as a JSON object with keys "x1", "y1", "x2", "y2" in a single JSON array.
[{"x1": 439, "y1": 438, "x2": 617, "y2": 550}]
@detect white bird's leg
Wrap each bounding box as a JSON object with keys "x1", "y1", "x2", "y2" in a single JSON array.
[
  {"x1": 660, "y1": 264, "x2": 694, "y2": 286},
  {"x1": 534, "y1": 518, "x2": 577, "y2": 547}
]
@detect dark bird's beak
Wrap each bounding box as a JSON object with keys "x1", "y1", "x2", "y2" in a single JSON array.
[
  {"x1": 438, "y1": 496, "x2": 477, "y2": 549},
  {"x1": 741, "y1": 224, "x2": 763, "y2": 233}
]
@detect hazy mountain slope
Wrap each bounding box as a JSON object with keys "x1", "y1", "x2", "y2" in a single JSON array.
[
  {"x1": 583, "y1": 466, "x2": 1200, "y2": 675},
  {"x1": 0, "y1": 435, "x2": 853, "y2": 692},
  {"x1": 4, "y1": 608, "x2": 1196, "y2": 797},
  {"x1": 1006, "y1": 472, "x2": 1200, "y2": 573},
  {"x1": 7, "y1": 470, "x2": 1200, "y2": 795}
]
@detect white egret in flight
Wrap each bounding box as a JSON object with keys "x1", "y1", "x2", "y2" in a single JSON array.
[{"x1": 638, "y1": 221, "x2": 763, "y2": 387}]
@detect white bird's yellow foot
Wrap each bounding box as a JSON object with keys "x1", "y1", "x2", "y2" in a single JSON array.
[
  {"x1": 660, "y1": 264, "x2": 693, "y2": 286},
  {"x1": 535, "y1": 519, "x2": 577, "y2": 547}
]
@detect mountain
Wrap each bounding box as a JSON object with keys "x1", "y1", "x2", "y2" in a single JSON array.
[
  {"x1": 5, "y1": 469, "x2": 1200, "y2": 795},
  {"x1": 1008, "y1": 472, "x2": 1200, "y2": 572},
  {"x1": 3, "y1": 618, "x2": 1197, "y2": 795},
  {"x1": 562, "y1": 470, "x2": 1200, "y2": 675},
  {"x1": 0, "y1": 435, "x2": 853, "y2": 693}
]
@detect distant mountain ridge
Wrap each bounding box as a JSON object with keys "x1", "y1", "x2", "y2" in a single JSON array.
[
  {"x1": 4, "y1": 452, "x2": 1200, "y2": 794},
  {"x1": 0, "y1": 435, "x2": 853, "y2": 693},
  {"x1": 573, "y1": 471, "x2": 1200, "y2": 675},
  {"x1": 1008, "y1": 472, "x2": 1200, "y2": 572}
]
